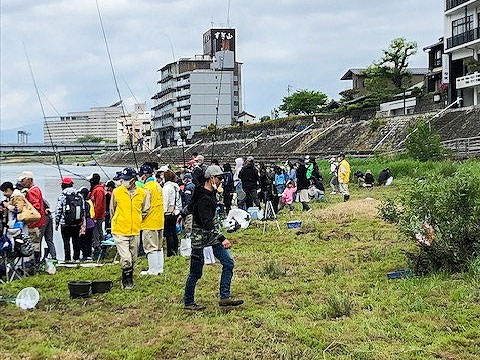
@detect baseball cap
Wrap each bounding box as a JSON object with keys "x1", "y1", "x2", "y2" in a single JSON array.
[
  {"x1": 204, "y1": 165, "x2": 225, "y2": 178},
  {"x1": 87, "y1": 173, "x2": 101, "y2": 182},
  {"x1": 17, "y1": 171, "x2": 34, "y2": 181},
  {"x1": 183, "y1": 173, "x2": 192, "y2": 180},
  {"x1": 195, "y1": 155, "x2": 205, "y2": 163},
  {"x1": 138, "y1": 164, "x2": 153, "y2": 176},
  {"x1": 158, "y1": 165, "x2": 169, "y2": 172},
  {"x1": 113, "y1": 171, "x2": 122, "y2": 181},
  {"x1": 61, "y1": 177, "x2": 73, "y2": 185},
  {"x1": 119, "y1": 167, "x2": 137, "y2": 180}
]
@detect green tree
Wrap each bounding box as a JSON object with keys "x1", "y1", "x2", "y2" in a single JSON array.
[
  {"x1": 76, "y1": 135, "x2": 104, "y2": 143},
  {"x1": 279, "y1": 90, "x2": 328, "y2": 115},
  {"x1": 405, "y1": 118, "x2": 446, "y2": 161},
  {"x1": 365, "y1": 38, "x2": 418, "y2": 101},
  {"x1": 260, "y1": 116, "x2": 270, "y2": 122}
]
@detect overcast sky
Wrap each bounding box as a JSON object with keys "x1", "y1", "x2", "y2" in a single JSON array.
[{"x1": 1, "y1": 0, "x2": 443, "y2": 132}]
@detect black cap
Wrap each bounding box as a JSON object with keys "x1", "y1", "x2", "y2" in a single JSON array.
[
  {"x1": 119, "y1": 167, "x2": 137, "y2": 180},
  {"x1": 138, "y1": 164, "x2": 153, "y2": 176},
  {"x1": 112, "y1": 171, "x2": 122, "y2": 181}
]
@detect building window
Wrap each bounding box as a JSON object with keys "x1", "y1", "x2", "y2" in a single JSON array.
[{"x1": 452, "y1": 15, "x2": 473, "y2": 37}]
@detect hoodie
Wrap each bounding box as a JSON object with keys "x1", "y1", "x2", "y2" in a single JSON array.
[
  {"x1": 89, "y1": 183, "x2": 106, "y2": 220},
  {"x1": 55, "y1": 187, "x2": 78, "y2": 226},
  {"x1": 233, "y1": 157, "x2": 244, "y2": 186}
]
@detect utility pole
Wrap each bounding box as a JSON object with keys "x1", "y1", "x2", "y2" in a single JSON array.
[{"x1": 287, "y1": 84, "x2": 293, "y2": 97}]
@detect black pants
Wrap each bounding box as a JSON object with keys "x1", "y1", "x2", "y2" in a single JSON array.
[
  {"x1": 224, "y1": 192, "x2": 233, "y2": 214},
  {"x1": 164, "y1": 214, "x2": 179, "y2": 257},
  {"x1": 61, "y1": 225, "x2": 81, "y2": 261},
  {"x1": 245, "y1": 188, "x2": 261, "y2": 209},
  {"x1": 80, "y1": 227, "x2": 94, "y2": 259},
  {"x1": 41, "y1": 214, "x2": 56, "y2": 259}
]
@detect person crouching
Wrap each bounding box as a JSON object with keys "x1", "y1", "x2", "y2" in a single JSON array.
[{"x1": 110, "y1": 167, "x2": 150, "y2": 289}]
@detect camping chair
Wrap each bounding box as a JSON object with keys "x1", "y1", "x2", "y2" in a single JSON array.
[
  {"x1": 0, "y1": 229, "x2": 28, "y2": 283},
  {"x1": 98, "y1": 233, "x2": 118, "y2": 264}
]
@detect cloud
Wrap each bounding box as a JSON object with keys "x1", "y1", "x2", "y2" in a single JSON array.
[{"x1": 1, "y1": 0, "x2": 442, "y2": 132}]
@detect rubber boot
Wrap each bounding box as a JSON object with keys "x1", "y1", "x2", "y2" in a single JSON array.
[
  {"x1": 344, "y1": 194, "x2": 350, "y2": 202},
  {"x1": 141, "y1": 252, "x2": 158, "y2": 275},
  {"x1": 122, "y1": 267, "x2": 134, "y2": 289},
  {"x1": 156, "y1": 249, "x2": 164, "y2": 274}
]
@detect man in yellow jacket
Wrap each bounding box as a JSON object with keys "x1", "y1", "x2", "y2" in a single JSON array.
[
  {"x1": 111, "y1": 167, "x2": 150, "y2": 289},
  {"x1": 138, "y1": 164, "x2": 165, "y2": 275},
  {"x1": 337, "y1": 153, "x2": 351, "y2": 202}
]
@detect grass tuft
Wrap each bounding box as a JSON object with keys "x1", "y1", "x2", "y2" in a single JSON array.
[
  {"x1": 324, "y1": 293, "x2": 353, "y2": 319},
  {"x1": 261, "y1": 260, "x2": 287, "y2": 279}
]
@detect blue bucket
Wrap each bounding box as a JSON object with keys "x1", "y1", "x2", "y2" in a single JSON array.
[{"x1": 287, "y1": 220, "x2": 302, "y2": 229}]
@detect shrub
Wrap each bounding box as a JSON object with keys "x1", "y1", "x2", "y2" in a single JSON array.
[
  {"x1": 369, "y1": 118, "x2": 386, "y2": 132},
  {"x1": 379, "y1": 198, "x2": 401, "y2": 223},
  {"x1": 405, "y1": 118, "x2": 447, "y2": 161},
  {"x1": 261, "y1": 261, "x2": 287, "y2": 279},
  {"x1": 379, "y1": 169, "x2": 480, "y2": 273},
  {"x1": 323, "y1": 263, "x2": 337, "y2": 275},
  {"x1": 324, "y1": 293, "x2": 353, "y2": 319}
]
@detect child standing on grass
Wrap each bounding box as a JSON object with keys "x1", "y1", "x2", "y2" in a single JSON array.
[{"x1": 281, "y1": 181, "x2": 297, "y2": 216}]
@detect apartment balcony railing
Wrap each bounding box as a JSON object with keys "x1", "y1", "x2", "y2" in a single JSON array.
[
  {"x1": 456, "y1": 72, "x2": 480, "y2": 89},
  {"x1": 447, "y1": 27, "x2": 480, "y2": 49},
  {"x1": 176, "y1": 89, "x2": 190, "y2": 97},
  {"x1": 446, "y1": 0, "x2": 471, "y2": 11},
  {"x1": 174, "y1": 99, "x2": 190, "y2": 108},
  {"x1": 174, "y1": 109, "x2": 191, "y2": 118},
  {"x1": 176, "y1": 78, "x2": 190, "y2": 87}
]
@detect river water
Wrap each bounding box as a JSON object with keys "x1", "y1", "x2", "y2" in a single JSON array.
[{"x1": 0, "y1": 163, "x2": 123, "y2": 260}]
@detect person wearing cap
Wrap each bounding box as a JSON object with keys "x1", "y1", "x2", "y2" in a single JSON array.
[
  {"x1": 329, "y1": 157, "x2": 339, "y2": 195},
  {"x1": 239, "y1": 156, "x2": 261, "y2": 209},
  {"x1": 163, "y1": 170, "x2": 182, "y2": 257},
  {"x1": 156, "y1": 165, "x2": 169, "y2": 186},
  {"x1": 110, "y1": 167, "x2": 150, "y2": 289},
  {"x1": 192, "y1": 155, "x2": 207, "y2": 187},
  {"x1": 183, "y1": 164, "x2": 244, "y2": 310},
  {"x1": 55, "y1": 177, "x2": 83, "y2": 262},
  {"x1": 18, "y1": 171, "x2": 46, "y2": 264},
  {"x1": 88, "y1": 173, "x2": 106, "y2": 260},
  {"x1": 78, "y1": 187, "x2": 95, "y2": 260},
  {"x1": 337, "y1": 154, "x2": 351, "y2": 201},
  {"x1": 296, "y1": 159, "x2": 312, "y2": 212},
  {"x1": 138, "y1": 164, "x2": 165, "y2": 275}
]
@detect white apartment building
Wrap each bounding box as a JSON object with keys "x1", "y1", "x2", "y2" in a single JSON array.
[
  {"x1": 44, "y1": 104, "x2": 123, "y2": 143},
  {"x1": 117, "y1": 103, "x2": 152, "y2": 150},
  {"x1": 151, "y1": 28, "x2": 242, "y2": 148},
  {"x1": 444, "y1": 0, "x2": 480, "y2": 106}
]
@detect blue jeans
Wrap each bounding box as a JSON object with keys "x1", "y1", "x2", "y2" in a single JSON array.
[{"x1": 184, "y1": 244, "x2": 235, "y2": 305}]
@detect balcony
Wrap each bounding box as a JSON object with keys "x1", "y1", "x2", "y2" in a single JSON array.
[
  {"x1": 174, "y1": 99, "x2": 190, "y2": 108},
  {"x1": 456, "y1": 72, "x2": 480, "y2": 89},
  {"x1": 174, "y1": 109, "x2": 191, "y2": 118},
  {"x1": 446, "y1": 0, "x2": 472, "y2": 11},
  {"x1": 447, "y1": 27, "x2": 480, "y2": 49},
  {"x1": 176, "y1": 78, "x2": 190, "y2": 87},
  {"x1": 176, "y1": 89, "x2": 190, "y2": 97}
]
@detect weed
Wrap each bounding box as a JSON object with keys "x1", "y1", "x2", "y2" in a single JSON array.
[
  {"x1": 261, "y1": 260, "x2": 287, "y2": 279},
  {"x1": 324, "y1": 293, "x2": 353, "y2": 319},
  {"x1": 369, "y1": 118, "x2": 386, "y2": 132},
  {"x1": 324, "y1": 263, "x2": 337, "y2": 275}
]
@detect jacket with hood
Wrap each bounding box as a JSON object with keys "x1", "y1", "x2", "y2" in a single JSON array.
[
  {"x1": 233, "y1": 157, "x2": 244, "y2": 186},
  {"x1": 238, "y1": 163, "x2": 259, "y2": 191},
  {"x1": 338, "y1": 159, "x2": 351, "y2": 184},
  {"x1": 162, "y1": 181, "x2": 182, "y2": 215},
  {"x1": 89, "y1": 184, "x2": 106, "y2": 220},
  {"x1": 55, "y1": 187, "x2": 79, "y2": 226}
]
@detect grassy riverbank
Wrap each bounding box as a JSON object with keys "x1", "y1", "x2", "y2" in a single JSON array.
[{"x1": 1, "y1": 180, "x2": 479, "y2": 360}]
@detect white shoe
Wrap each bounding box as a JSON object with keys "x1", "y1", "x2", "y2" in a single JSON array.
[
  {"x1": 330, "y1": 191, "x2": 337, "y2": 195},
  {"x1": 156, "y1": 249, "x2": 164, "y2": 274}
]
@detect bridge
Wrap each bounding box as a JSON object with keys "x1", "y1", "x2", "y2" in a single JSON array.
[{"x1": 0, "y1": 143, "x2": 118, "y2": 155}]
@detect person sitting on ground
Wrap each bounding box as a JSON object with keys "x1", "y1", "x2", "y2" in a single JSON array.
[
  {"x1": 363, "y1": 170, "x2": 375, "y2": 188},
  {"x1": 183, "y1": 165, "x2": 244, "y2": 311},
  {"x1": 111, "y1": 167, "x2": 150, "y2": 289},
  {"x1": 378, "y1": 168, "x2": 392, "y2": 186},
  {"x1": 354, "y1": 170, "x2": 365, "y2": 185},
  {"x1": 55, "y1": 177, "x2": 83, "y2": 262},
  {"x1": 281, "y1": 180, "x2": 297, "y2": 216}
]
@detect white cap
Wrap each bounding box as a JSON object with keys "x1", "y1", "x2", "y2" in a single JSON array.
[
  {"x1": 205, "y1": 165, "x2": 225, "y2": 178},
  {"x1": 158, "y1": 165, "x2": 169, "y2": 172},
  {"x1": 17, "y1": 171, "x2": 34, "y2": 181}
]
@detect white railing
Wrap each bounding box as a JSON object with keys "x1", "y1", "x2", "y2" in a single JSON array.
[
  {"x1": 174, "y1": 99, "x2": 190, "y2": 108},
  {"x1": 176, "y1": 89, "x2": 190, "y2": 97},
  {"x1": 176, "y1": 78, "x2": 190, "y2": 87},
  {"x1": 456, "y1": 72, "x2": 480, "y2": 89}
]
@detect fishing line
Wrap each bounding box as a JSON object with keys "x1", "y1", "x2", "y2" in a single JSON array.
[
  {"x1": 95, "y1": 0, "x2": 138, "y2": 169},
  {"x1": 40, "y1": 90, "x2": 111, "y2": 180},
  {"x1": 23, "y1": 42, "x2": 63, "y2": 181}
]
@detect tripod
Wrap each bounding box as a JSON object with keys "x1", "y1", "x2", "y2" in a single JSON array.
[{"x1": 262, "y1": 200, "x2": 282, "y2": 234}]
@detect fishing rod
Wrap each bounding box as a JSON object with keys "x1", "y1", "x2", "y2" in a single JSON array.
[
  {"x1": 40, "y1": 161, "x2": 89, "y2": 181},
  {"x1": 23, "y1": 42, "x2": 63, "y2": 180},
  {"x1": 95, "y1": 0, "x2": 138, "y2": 169},
  {"x1": 40, "y1": 90, "x2": 111, "y2": 180}
]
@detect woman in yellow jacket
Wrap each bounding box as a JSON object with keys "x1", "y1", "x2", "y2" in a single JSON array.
[
  {"x1": 337, "y1": 153, "x2": 351, "y2": 202},
  {"x1": 138, "y1": 164, "x2": 165, "y2": 275},
  {"x1": 111, "y1": 167, "x2": 150, "y2": 289}
]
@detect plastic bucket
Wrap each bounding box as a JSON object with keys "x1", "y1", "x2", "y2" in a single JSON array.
[
  {"x1": 68, "y1": 281, "x2": 92, "y2": 298},
  {"x1": 91, "y1": 280, "x2": 113, "y2": 294},
  {"x1": 247, "y1": 207, "x2": 259, "y2": 220},
  {"x1": 287, "y1": 220, "x2": 302, "y2": 229}
]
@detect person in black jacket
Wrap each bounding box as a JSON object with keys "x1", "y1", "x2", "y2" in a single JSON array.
[
  {"x1": 238, "y1": 156, "x2": 261, "y2": 209},
  {"x1": 296, "y1": 160, "x2": 311, "y2": 212},
  {"x1": 222, "y1": 163, "x2": 234, "y2": 214},
  {"x1": 192, "y1": 155, "x2": 208, "y2": 187},
  {"x1": 183, "y1": 165, "x2": 244, "y2": 311}
]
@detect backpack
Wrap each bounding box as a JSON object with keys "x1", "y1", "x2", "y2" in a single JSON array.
[{"x1": 64, "y1": 193, "x2": 84, "y2": 226}]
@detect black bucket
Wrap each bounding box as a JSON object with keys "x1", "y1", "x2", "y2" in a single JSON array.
[
  {"x1": 91, "y1": 280, "x2": 113, "y2": 294},
  {"x1": 68, "y1": 281, "x2": 91, "y2": 298}
]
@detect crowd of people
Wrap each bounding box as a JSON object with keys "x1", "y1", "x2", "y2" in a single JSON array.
[{"x1": 1, "y1": 152, "x2": 393, "y2": 310}]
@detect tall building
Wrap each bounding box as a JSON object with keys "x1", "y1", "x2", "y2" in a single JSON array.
[
  {"x1": 151, "y1": 28, "x2": 242, "y2": 148},
  {"x1": 117, "y1": 103, "x2": 152, "y2": 150},
  {"x1": 43, "y1": 104, "x2": 123, "y2": 143},
  {"x1": 444, "y1": 0, "x2": 480, "y2": 106}
]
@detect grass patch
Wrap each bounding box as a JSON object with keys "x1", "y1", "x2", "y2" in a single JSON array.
[{"x1": 324, "y1": 292, "x2": 354, "y2": 319}]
